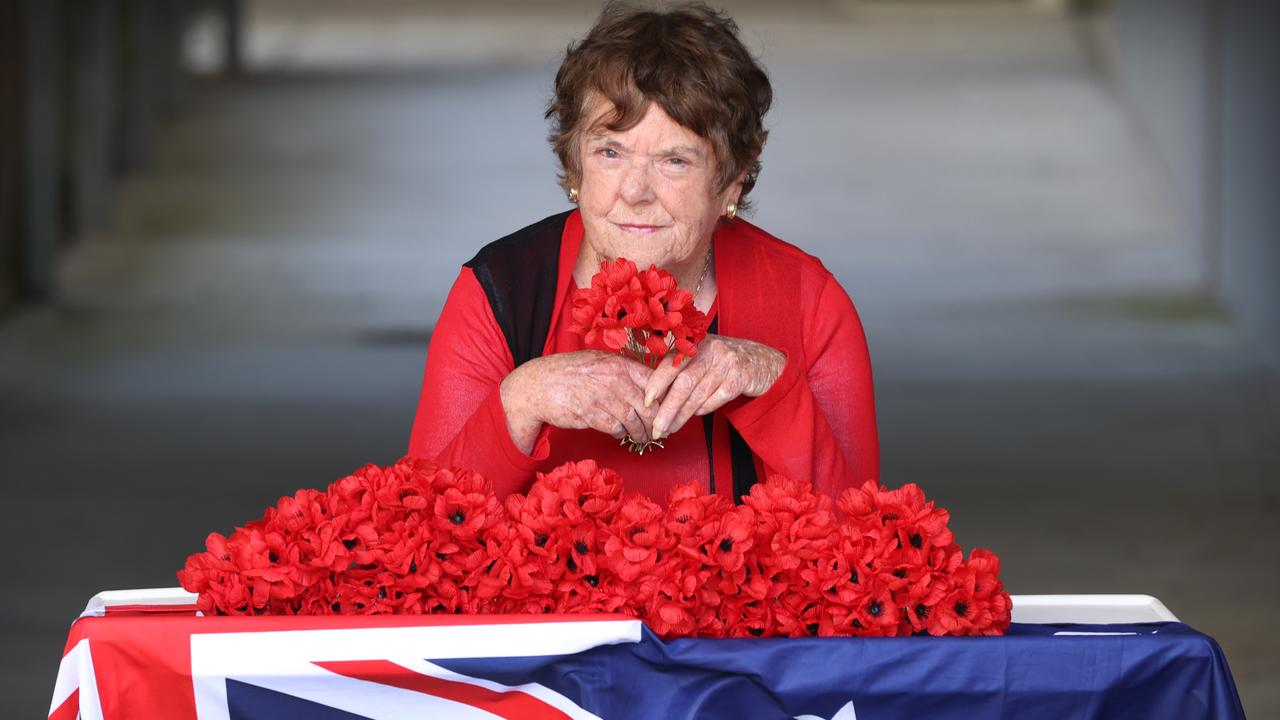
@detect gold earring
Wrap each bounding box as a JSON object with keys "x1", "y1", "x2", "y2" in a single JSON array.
[
  {"x1": 725, "y1": 201, "x2": 737, "y2": 221},
  {"x1": 567, "y1": 187, "x2": 579, "y2": 203}
]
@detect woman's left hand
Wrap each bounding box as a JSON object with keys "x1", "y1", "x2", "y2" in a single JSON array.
[{"x1": 643, "y1": 334, "x2": 786, "y2": 439}]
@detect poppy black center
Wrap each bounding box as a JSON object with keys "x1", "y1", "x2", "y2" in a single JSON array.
[
  {"x1": 915, "y1": 603, "x2": 929, "y2": 619},
  {"x1": 955, "y1": 601, "x2": 969, "y2": 617},
  {"x1": 868, "y1": 600, "x2": 883, "y2": 617},
  {"x1": 584, "y1": 575, "x2": 599, "y2": 587},
  {"x1": 575, "y1": 541, "x2": 588, "y2": 554},
  {"x1": 535, "y1": 533, "x2": 549, "y2": 547},
  {"x1": 719, "y1": 538, "x2": 734, "y2": 552},
  {"x1": 449, "y1": 510, "x2": 465, "y2": 525},
  {"x1": 909, "y1": 533, "x2": 923, "y2": 549}
]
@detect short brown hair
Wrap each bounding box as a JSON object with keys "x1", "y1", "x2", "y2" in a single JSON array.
[{"x1": 547, "y1": 2, "x2": 773, "y2": 211}]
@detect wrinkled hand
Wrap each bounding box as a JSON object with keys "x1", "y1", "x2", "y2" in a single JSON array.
[
  {"x1": 644, "y1": 334, "x2": 786, "y2": 439},
  {"x1": 501, "y1": 350, "x2": 657, "y2": 453}
]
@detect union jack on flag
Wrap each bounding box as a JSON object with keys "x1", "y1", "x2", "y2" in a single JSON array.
[{"x1": 49, "y1": 597, "x2": 856, "y2": 720}]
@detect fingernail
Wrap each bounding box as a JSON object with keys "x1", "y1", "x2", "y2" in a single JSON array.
[
  {"x1": 653, "y1": 419, "x2": 667, "y2": 437},
  {"x1": 644, "y1": 392, "x2": 654, "y2": 408}
]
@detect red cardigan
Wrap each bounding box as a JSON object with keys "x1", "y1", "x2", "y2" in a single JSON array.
[{"x1": 409, "y1": 210, "x2": 879, "y2": 501}]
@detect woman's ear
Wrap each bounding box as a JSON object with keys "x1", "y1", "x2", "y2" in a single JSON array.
[{"x1": 724, "y1": 171, "x2": 747, "y2": 209}]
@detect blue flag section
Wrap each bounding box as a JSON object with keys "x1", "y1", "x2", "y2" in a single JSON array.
[
  {"x1": 218, "y1": 622, "x2": 1243, "y2": 719},
  {"x1": 438, "y1": 623, "x2": 1244, "y2": 719}
]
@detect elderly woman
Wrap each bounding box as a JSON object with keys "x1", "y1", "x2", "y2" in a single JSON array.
[{"x1": 409, "y1": 3, "x2": 877, "y2": 500}]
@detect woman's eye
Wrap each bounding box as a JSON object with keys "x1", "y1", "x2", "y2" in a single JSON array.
[{"x1": 599, "y1": 148, "x2": 619, "y2": 159}]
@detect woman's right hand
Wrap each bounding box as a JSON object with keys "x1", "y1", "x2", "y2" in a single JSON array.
[{"x1": 499, "y1": 350, "x2": 656, "y2": 454}]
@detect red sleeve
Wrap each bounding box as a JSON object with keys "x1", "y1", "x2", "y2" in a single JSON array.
[
  {"x1": 724, "y1": 273, "x2": 879, "y2": 495},
  {"x1": 408, "y1": 268, "x2": 549, "y2": 496}
]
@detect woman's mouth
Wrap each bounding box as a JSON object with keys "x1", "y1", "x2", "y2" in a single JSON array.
[{"x1": 617, "y1": 223, "x2": 666, "y2": 234}]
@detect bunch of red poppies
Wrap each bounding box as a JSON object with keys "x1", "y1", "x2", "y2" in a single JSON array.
[
  {"x1": 179, "y1": 458, "x2": 1010, "y2": 638},
  {"x1": 569, "y1": 257, "x2": 710, "y2": 367}
]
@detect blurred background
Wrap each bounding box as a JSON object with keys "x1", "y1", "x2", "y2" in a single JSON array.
[{"x1": 3, "y1": 0, "x2": 1278, "y2": 716}]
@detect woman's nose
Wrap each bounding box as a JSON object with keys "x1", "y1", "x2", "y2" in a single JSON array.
[{"x1": 619, "y1": 160, "x2": 656, "y2": 206}]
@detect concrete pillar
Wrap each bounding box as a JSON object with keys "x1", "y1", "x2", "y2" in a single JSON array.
[
  {"x1": 117, "y1": 0, "x2": 159, "y2": 171},
  {"x1": 1106, "y1": 0, "x2": 1280, "y2": 365},
  {"x1": 1217, "y1": 0, "x2": 1280, "y2": 364},
  {"x1": 1104, "y1": 0, "x2": 1217, "y2": 284},
  {"x1": 0, "y1": 0, "x2": 20, "y2": 306},
  {"x1": 68, "y1": 0, "x2": 121, "y2": 236},
  {"x1": 20, "y1": 0, "x2": 61, "y2": 299},
  {"x1": 223, "y1": 0, "x2": 244, "y2": 75},
  {"x1": 158, "y1": 0, "x2": 190, "y2": 113}
]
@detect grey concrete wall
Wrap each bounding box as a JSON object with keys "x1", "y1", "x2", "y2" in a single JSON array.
[
  {"x1": 1104, "y1": 0, "x2": 1215, "y2": 273},
  {"x1": 1218, "y1": 1, "x2": 1280, "y2": 364},
  {"x1": 1106, "y1": 0, "x2": 1280, "y2": 364}
]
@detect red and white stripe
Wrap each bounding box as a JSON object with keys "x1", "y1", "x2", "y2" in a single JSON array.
[
  {"x1": 49, "y1": 638, "x2": 104, "y2": 720},
  {"x1": 189, "y1": 617, "x2": 642, "y2": 720}
]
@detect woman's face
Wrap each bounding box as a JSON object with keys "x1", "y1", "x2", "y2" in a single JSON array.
[{"x1": 575, "y1": 99, "x2": 739, "y2": 277}]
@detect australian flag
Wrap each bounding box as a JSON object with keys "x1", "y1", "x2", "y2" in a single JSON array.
[{"x1": 51, "y1": 608, "x2": 1243, "y2": 719}]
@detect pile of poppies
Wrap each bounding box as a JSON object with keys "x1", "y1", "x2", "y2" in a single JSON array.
[{"x1": 179, "y1": 457, "x2": 1010, "y2": 638}]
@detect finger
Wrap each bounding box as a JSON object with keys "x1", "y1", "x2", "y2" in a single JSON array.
[
  {"x1": 585, "y1": 406, "x2": 627, "y2": 439},
  {"x1": 607, "y1": 368, "x2": 656, "y2": 429},
  {"x1": 694, "y1": 383, "x2": 740, "y2": 417},
  {"x1": 667, "y1": 374, "x2": 723, "y2": 436},
  {"x1": 585, "y1": 382, "x2": 648, "y2": 442},
  {"x1": 616, "y1": 402, "x2": 649, "y2": 443},
  {"x1": 643, "y1": 352, "x2": 685, "y2": 409},
  {"x1": 651, "y1": 366, "x2": 704, "y2": 438},
  {"x1": 621, "y1": 355, "x2": 656, "y2": 392}
]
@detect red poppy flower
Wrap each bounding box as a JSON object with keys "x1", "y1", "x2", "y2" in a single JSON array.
[
  {"x1": 431, "y1": 485, "x2": 502, "y2": 542},
  {"x1": 698, "y1": 506, "x2": 756, "y2": 576},
  {"x1": 644, "y1": 330, "x2": 672, "y2": 360},
  {"x1": 721, "y1": 595, "x2": 777, "y2": 638},
  {"x1": 271, "y1": 489, "x2": 331, "y2": 534},
  {"x1": 602, "y1": 494, "x2": 670, "y2": 582},
  {"x1": 664, "y1": 483, "x2": 730, "y2": 543},
  {"x1": 201, "y1": 572, "x2": 254, "y2": 616},
  {"x1": 638, "y1": 265, "x2": 694, "y2": 331},
  {"x1": 845, "y1": 579, "x2": 901, "y2": 637},
  {"x1": 773, "y1": 591, "x2": 831, "y2": 638}
]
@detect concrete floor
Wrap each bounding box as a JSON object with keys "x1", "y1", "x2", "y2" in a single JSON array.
[{"x1": 3, "y1": 2, "x2": 1278, "y2": 716}]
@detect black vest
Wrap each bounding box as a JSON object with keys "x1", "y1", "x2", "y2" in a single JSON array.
[{"x1": 464, "y1": 211, "x2": 758, "y2": 499}]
